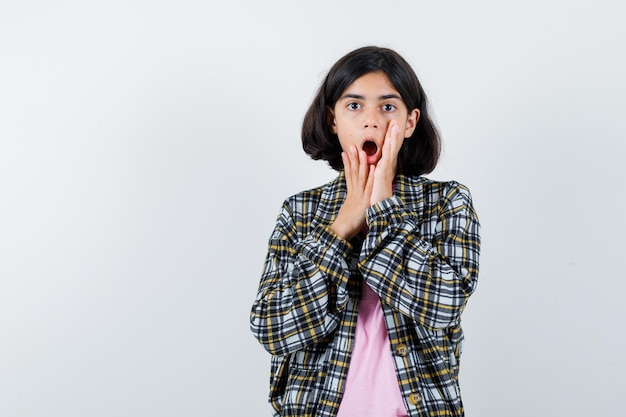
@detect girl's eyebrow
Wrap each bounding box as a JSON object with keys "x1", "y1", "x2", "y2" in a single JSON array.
[
  {"x1": 380, "y1": 94, "x2": 402, "y2": 100},
  {"x1": 340, "y1": 93, "x2": 402, "y2": 100}
]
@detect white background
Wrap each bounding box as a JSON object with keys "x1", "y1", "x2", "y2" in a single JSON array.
[{"x1": 1, "y1": 1, "x2": 624, "y2": 416}]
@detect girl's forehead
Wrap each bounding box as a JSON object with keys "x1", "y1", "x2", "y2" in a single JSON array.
[{"x1": 341, "y1": 71, "x2": 399, "y2": 95}]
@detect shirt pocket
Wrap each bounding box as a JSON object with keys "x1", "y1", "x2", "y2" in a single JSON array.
[{"x1": 281, "y1": 364, "x2": 327, "y2": 416}]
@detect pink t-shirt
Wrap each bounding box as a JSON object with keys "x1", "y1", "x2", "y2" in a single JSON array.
[{"x1": 336, "y1": 281, "x2": 408, "y2": 417}]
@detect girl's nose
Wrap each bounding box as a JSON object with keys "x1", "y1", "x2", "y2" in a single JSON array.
[{"x1": 363, "y1": 109, "x2": 380, "y2": 129}]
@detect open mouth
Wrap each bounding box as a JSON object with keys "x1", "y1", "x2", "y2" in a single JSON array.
[{"x1": 362, "y1": 141, "x2": 378, "y2": 156}]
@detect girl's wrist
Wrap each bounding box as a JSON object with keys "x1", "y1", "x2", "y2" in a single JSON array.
[{"x1": 329, "y1": 219, "x2": 357, "y2": 241}]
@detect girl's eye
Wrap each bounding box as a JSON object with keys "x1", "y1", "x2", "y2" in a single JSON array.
[
  {"x1": 348, "y1": 102, "x2": 361, "y2": 110},
  {"x1": 382, "y1": 104, "x2": 396, "y2": 112}
]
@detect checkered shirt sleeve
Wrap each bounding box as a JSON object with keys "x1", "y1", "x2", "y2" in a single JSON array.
[
  {"x1": 361, "y1": 180, "x2": 480, "y2": 329},
  {"x1": 250, "y1": 186, "x2": 354, "y2": 356}
]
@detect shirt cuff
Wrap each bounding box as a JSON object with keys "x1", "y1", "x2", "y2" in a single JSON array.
[{"x1": 366, "y1": 196, "x2": 404, "y2": 229}]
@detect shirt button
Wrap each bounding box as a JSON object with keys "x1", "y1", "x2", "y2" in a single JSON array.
[
  {"x1": 395, "y1": 343, "x2": 408, "y2": 356},
  {"x1": 408, "y1": 392, "x2": 422, "y2": 405}
]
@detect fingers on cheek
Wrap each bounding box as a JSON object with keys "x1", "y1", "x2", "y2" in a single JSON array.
[
  {"x1": 342, "y1": 152, "x2": 352, "y2": 173},
  {"x1": 360, "y1": 150, "x2": 367, "y2": 166},
  {"x1": 385, "y1": 124, "x2": 400, "y2": 144},
  {"x1": 393, "y1": 123, "x2": 401, "y2": 137},
  {"x1": 350, "y1": 148, "x2": 359, "y2": 167}
]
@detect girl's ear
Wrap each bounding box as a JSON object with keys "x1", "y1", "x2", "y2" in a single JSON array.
[
  {"x1": 404, "y1": 109, "x2": 420, "y2": 138},
  {"x1": 326, "y1": 106, "x2": 337, "y2": 134}
]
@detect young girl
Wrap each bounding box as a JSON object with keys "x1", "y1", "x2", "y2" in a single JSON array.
[{"x1": 250, "y1": 46, "x2": 481, "y2": 417}]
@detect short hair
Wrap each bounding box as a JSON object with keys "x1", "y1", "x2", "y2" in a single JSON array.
[{"x1": 301, "y1": 46, "x2": 441, "y2": 175}]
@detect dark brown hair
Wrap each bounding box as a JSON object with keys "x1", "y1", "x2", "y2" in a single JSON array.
[{"x1": 301, "y1": 46, "x2": 441, "y2": 175}]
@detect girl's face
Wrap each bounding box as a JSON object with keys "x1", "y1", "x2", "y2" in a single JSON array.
[{"x1": 327, "y1": 71, "x2": 419, "y2": 166}]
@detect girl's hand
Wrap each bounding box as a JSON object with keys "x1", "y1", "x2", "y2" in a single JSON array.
[
  {"x1": 329, "y1": 145, "x2": 374, "y2": 240},
  {"x1": 370, "y1": 120, "x2": 403, "y2": 205}
]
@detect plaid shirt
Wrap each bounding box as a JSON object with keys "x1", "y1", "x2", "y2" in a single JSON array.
[{"x1": 250, "y1": 172, "x2": 481, "y2": 417}]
